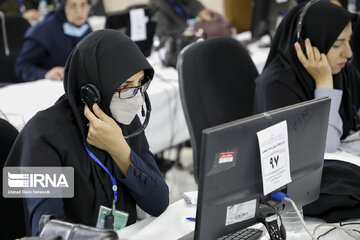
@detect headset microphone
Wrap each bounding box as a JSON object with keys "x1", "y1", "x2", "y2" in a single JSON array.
[{"x1": 141, "y1": 105, "x2": 145, "y2": 117}]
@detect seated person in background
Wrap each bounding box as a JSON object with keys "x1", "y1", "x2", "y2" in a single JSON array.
[
  {"x1": 254, "y1": 1, "x2": 360, "y2": 222},
  {"x1": 150, "y1": 0, "x2": 217, "y2": 46},
  {"x1": 6, "y1": 29, "x2": 169, "y2": 235},
  {"x1": 254, "y1": 1, "x2": 359, "y2": 153},
  {"x1": 0, "y1": 0, "x2": 40, "y2": 22},
  {"x1": 15, "y1": 0, "x2": 92, "y2": 82}
]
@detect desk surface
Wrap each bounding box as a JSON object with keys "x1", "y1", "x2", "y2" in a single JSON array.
[{"x1": 117, "y1": 198, "x2": 360, "y2": 240}]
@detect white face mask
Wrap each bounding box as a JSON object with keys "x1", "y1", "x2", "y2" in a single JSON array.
[
  {"x1": 109, "y1": 91, "x2": 144, "y2": 125},
  {"x1": 63, "y1": 22, "x2": 89, "y2": 37}
]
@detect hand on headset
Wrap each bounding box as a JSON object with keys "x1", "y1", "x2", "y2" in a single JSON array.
[
  {"x1": 84, "y1": 103, "x2": 132, "y2": 176},
  {"x1": 295, "y1": 38, "x2": 333, "y2": 89}
]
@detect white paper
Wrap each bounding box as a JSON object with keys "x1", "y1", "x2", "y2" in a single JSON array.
[
  {"x1": 275, "y1": 0, "x2": 288, "y2": 3},
  {"x1": 256, "y1": 120, "x2": 292, "y2": 195},
  {"x1": 181, "y1": 191, "x2": 198, "y2": 205},
  {"x1": 325, "y1": 150, "x2": 360, "y2": 167},
  {"x1": 129, "y1": 8, "x2": 148, "y2": 42}
]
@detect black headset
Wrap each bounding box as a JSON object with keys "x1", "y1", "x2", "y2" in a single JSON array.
[
  {"x1": 80, "y1": 83, "x2": 152, "y2": 139},
  {"x1": 296, "y1": 0, "x2": 320, "y2": 55}
]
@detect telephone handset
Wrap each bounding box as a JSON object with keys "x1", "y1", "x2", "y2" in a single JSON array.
[{"x1": 80, "y1": 83, "x2": 151, "y2": 139}]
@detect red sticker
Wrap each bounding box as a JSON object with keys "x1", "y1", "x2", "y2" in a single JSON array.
[{"x1": 219, "y1": 152, "x2": 234, "y2": 164}]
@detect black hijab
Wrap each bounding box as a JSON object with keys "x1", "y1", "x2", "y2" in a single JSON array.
[
  {"x1": 63, "y1": 29, "x2": 154, "y2": 154},
  {"x1": 261, "y1": 1, "x2": 358, "y2": 138}
]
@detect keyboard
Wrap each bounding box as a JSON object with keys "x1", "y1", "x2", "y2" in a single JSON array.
[{"x1": 217, "y1": 228, "x2": 263, "y2": 240}]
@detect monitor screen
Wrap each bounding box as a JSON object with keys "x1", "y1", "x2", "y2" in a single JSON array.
[
  {"x1": 195, "y1": 98, "x2": 330, "y2": 240},
  {"x1": 251, "y1": 0, "x2": 292, "y2": 41}
]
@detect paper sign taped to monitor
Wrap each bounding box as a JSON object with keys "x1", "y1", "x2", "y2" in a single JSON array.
[
  {"x1": 256, "y1": 120, "x2": 292, "y2": 195},
  {"x1": 130, "y1": 8, "x2": 148, "y2": 41}
]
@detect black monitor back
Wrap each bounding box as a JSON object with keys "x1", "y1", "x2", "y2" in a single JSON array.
[
  {"x1": 105, "y1": 5, "x2": 157, "y2": 57},
  {"x1": 195, "y1": 98, "x2": 330, "y2": 240},
  {"x1": 251, "y1": 0, "x2": 291, "y2": 41}
]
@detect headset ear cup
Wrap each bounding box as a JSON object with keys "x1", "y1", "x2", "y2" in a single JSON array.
[{"x1": 80, "y1": 84, "x2": 101, "y2": 109}]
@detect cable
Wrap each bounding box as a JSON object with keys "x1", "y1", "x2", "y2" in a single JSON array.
[
  {"x1": 313, "y1": 223, "x2": 360, "y2": 240},
  {"x1": 261, "y1": 201, "x2": 285, "y2": 231},
  {"x1": 271, "y1": 191, "x2": 360, "y2": 239},
  {"x1": 317, "y1": 221, "x2": 360, "y2": 239},
  {"x1": 316, "y1": 226, "x2": 337, "y2": 240},
  {"x1": 258, "y1": 201, "x2": 286, "y2": 240}
]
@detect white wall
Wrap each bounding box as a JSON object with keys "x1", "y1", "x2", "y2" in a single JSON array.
[{"x1": 199, "y1": 0, "x2": 224, "y2": 16}]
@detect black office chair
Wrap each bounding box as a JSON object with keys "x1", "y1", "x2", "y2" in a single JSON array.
[
  {"x1": 0, "y1": 12, "x2": 30, "y2": 83},
  {"x1": 0, "y1": 118, "x2": 27, "y2": 239},
  {"x1": 177, "y1": 37, "x2": 259, "y2": 182}
]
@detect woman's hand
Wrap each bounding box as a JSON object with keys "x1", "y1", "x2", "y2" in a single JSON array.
[
  {"x1": 295, "y1": 38, "x2": 333, "y2": 89},
  {"x1": 45, "y1": 67, "x2": 65, "y2": 81},
  {"x1": 84, "y1": 104, "x2": 131, "y2": 176}
]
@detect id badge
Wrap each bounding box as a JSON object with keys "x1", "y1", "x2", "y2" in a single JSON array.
[{"x1": 96, "y1": 205, "x2": 129, "y2": 231}]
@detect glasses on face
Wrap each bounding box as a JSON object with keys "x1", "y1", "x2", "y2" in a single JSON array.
[
  {"x1": 115, "y1": 76, "x2": 152, "y2": 99},
  {"x1": 65, "y1": 2, "x2": 90, "y2": 11}
]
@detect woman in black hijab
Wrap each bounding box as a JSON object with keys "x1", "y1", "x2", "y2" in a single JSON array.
[
  {"x1": 254, "y1": 1, "x2": 360, "y2": 222},
  {"x1": 15, "y1": 0, "x2": 92, "y2": 82},
  {"x1": 254, "y1": 0, "x2": 359, "y2": 152},
  {"x1": 6, "y1": 29, "x2": 169, "y2": 235}
]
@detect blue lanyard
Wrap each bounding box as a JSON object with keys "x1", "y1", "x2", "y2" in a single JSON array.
[
  {"x1": 83, "y1": 143, "x2": 118, "y2": 201},
  {"x1": 168, "y1": 0, "x2": 188, "y2": 20}
]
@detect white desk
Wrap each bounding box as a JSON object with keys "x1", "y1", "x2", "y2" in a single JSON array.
[
  {"x1": 117, "y1": 198, "x2": 360, "y2": 240},
  {"x1": 0, "y1": 54, "x2": 189, "y2": 154}
]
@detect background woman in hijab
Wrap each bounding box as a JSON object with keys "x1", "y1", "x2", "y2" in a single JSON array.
[
  {"x1": 254, "y1": 1, "x2": 359, "y2": 153},
  {"x1": 254, "y1": 1, "x2": 360, "y2": 222},
  {"x1": 15, "y1": 0, "x2": 92, "y2": 82},
  {"x1": 6, "y1": 29, "x2": 169, "y2": 235}
]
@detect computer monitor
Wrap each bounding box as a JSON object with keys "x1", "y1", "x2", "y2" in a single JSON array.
[
  {"x1": 251, "y1": 0, "x2": 292, "y2": 42},
  {"x1": 105, "y1": 5, "x2": 157, "y2": 57},
  {"x1": 195, "y1": 98, "x2": 330, "y2": 240},
  {"x1": 89, "y1": 0, "x2": 106, "y2": 16}
]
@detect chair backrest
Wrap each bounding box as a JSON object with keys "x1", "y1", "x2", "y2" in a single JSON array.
[
  {"x1": 0, "y1": 118, "x2": 26, "y2": 239},
  {"x1": 0, "y1": 12, "x2": 30, "y2": 83},
  {"x1": 177, "y1": 37, "x2": 259, "y2": 182}
]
